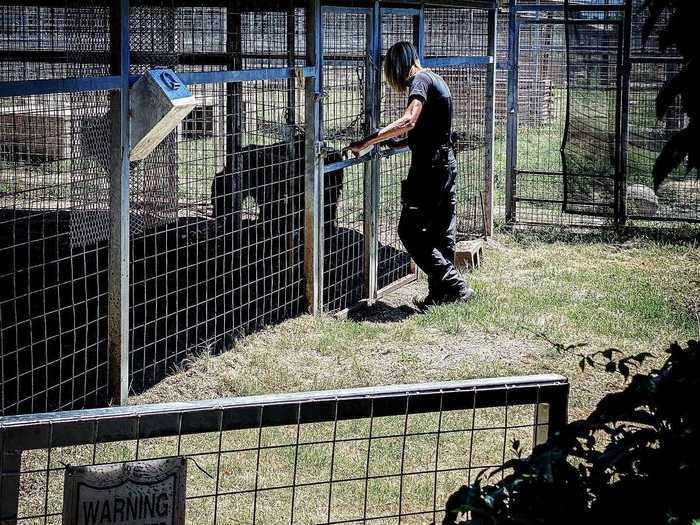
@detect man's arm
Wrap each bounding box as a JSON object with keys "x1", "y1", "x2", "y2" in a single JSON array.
[{"x1": 347, "y1": 99, "x2": 423, "y2": 156}]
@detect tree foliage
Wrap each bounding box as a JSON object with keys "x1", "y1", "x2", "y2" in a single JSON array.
[
  {"x1": 641, "y1": 0, "x2": 699, "y2": 190},
  {"x1": 442, "y1": 341, "x2": 700, "y2": 525}
]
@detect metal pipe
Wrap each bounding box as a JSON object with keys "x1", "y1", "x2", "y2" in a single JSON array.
[
  {"x1": 505, "y1": 0, "x2": 520, "y2": 225},
  {"x1": 363, "y1": 2, "x2": 381, "y2": 304},
  {"x1": 0, "y1": 375, "x2": 569, "y2": 436},
  {"x1": 483, "y1": 7, "x2": 497, "y2": 237}
]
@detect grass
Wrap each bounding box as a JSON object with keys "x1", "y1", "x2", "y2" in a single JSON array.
[
  {"x1": 121, "y1": 230, "x2": 697, "y2": 522},
  {"x1": 132, "y1": 230, "x2": 698, "y2": 414},
  {"x1": 15, "y1": 231, "x2": 697, "y2": 523}
]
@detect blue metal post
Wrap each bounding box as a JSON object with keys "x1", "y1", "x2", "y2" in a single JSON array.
[
  {"x1": 505, "y1": 0, "x2": 520, "y2": 225},
  {"x1": 108, "y1": 0, "x2": 130, "y2": 406}
]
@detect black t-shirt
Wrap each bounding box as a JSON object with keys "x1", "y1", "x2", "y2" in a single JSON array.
[{"x1": 406, "y1": 69, "x2": 453, "y2": 161}]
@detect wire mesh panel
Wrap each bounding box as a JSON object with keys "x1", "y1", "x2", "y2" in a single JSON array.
[
  {"x1": 377, "y1": 151, "x2": 414, "y2": 292},
  {"x1": 561, "y1": 12, "x2": 622, "y2": 217},
  {"x1": 424, "y1": 8, "x2": 491, "y2": 238},
  {"x1": 377, "y1": 11, "x2": 416, "y2": 293},
  {"x1": 0, "y1": 4, "x2": 111, "y2": 82},
  {"x1": 626, "y1": 62, "x2": 698, "y2": 222},
  {"x1": 321, "y1": 8, "x2": 368, "y2": 312},
  {"x1": 509, "y1": 19, "x2": 606, "y2": 227},
  {"x1": 443, "y1": 65, "x2": 488, "y2": 237},
  {"x1": 424, "y1": 7, "x2": 489, "y2": 58},
  {"x1": 0, "y1": 1, "x2": 114, "y2": 416},
  {"x1": 0, "y1": 376, "x2": 569, "y2": 524},
  {"x1": 128, "y1": 4, "x2": 307, "y2": 394},
  {"x1": 624, "y1": 0, "x2": 697, "y2": 224}
]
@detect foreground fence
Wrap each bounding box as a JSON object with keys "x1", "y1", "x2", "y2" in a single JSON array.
[{"x1": 0, "y1": 375, "x2": 569, "y2": 524}]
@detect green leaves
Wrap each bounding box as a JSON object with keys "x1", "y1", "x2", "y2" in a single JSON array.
[
  {"x1": 641, "y1": 0, "x2": 700, "y2": 189},
  {"x1": 441, "y1": 341, "x2": 700, "y2": 525}
]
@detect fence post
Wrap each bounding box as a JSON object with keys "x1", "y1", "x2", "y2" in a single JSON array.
[
  {"x1": 305, "y1": 0, "x2": 324, "y2": 315},
  {"x1": 108, "y1": 0, "x2": 130, "y2": 406},
  {"x1": 505, "y1": 0, "x2": 519, "y2": 225},
  {"x1": 363, "y1": 1, "x2": 381, "y2": 304},
  {"x1": 617, "y1": 0, "x2": 633, "y2": 226},
  {"x1": 483, "y1": 7, "x2": 497, "y2": 237},
  {"x1": 0, "y1": 429, "x2": 21, "y2": 525},
  {"x1": 534, "y1": 381, "x2": 570, "y2": 446}
]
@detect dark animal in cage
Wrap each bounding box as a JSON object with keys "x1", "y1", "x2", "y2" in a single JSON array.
[{"x1": 211, "y1": 134, "x2": 345, "y2": 234}]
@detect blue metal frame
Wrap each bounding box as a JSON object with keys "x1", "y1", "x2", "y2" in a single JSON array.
[
  {"x1": 513, "y1": 3, "x2": 625, "y2": 12},
  {"x1": 423, "y1": 56, "x2": 493, "y2": 67},
  {"x1": 381, "y1": 6, "x2": 420, "y2": 16},
  {"x1": 322, "y1": 4, "x2": 370, "y2": 14},
  {"x1": 0, "y1": 68, "x2": 315, "y2": 98},
  {"x1": 0, "y1": 76, "x2": 122, "y2": 97},
  {"x1": 178, "y1": 66, "x2": 315, "y2": 86}
]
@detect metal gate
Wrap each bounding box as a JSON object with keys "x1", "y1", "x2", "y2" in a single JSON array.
[
  {"x1": 317, "y1": 4, "x2": 498, "y2": 312},
  {"x1": 505, "y1": 0, "x2": 698, "y2": 228}
]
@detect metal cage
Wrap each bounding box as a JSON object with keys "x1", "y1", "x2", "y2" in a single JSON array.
[
  {"x1": 0, "y1": 0, "x2": 498, "y2": 416},
  {"x1": 504, "y1": 0, "x2": 698, "y2": 229}
]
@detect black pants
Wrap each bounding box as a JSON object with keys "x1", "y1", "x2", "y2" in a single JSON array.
[{"x1": 398, "y1": 149, "x2": 470, "y2": 299}]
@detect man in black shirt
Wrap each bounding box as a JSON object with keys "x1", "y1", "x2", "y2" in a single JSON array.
[{"x1": 348, "y1": 41, "x2": 474, "y2": 311}]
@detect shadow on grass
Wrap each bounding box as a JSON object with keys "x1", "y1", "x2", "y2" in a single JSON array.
[{"x1": 348, "y1": 301, "x2": 418, "y2": 323}]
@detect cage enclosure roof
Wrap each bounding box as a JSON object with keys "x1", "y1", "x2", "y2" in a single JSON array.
[{"x1": 1, "y1": 0, "x2": 498, "y2": 9}]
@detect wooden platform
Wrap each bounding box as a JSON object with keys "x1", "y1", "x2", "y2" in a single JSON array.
[{"x1": 455, "y1": 239, "x2": 484, "y2": 270}]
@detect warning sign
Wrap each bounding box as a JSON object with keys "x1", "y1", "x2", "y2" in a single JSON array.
[{"x1": 62, "y1": 457, "x2": 186, "y2": 525}]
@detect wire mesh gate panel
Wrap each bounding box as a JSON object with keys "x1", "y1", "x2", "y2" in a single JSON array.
[
  {"x1": 320, "y1": 7, "x2": 368, "y2": 313},
  {"x1": 0, "y1": 376, "x2": 569, "y2": 524},
  {"x1": 319, "y1": 3, "x2": 497, "y2": 312},
  {"x1": 377, "y1": 9, "x2": 416, "y2": 295},
  {"x1": 127, "y1": 4, "x2": 310, "y2": 395},
  {"x1": 505, "y1": 0, "x2": 699, "y2": 228},
  {"x1": 0, "y1": 3, "x2": 116, "y2": 415},
  {"x1": 561, "y1": 10, "x2": 623, "y2": 218}
]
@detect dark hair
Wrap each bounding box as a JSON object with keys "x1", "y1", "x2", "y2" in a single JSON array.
[{"x1": 384, "y1": 41, "x2": 421, "y2": 92}]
